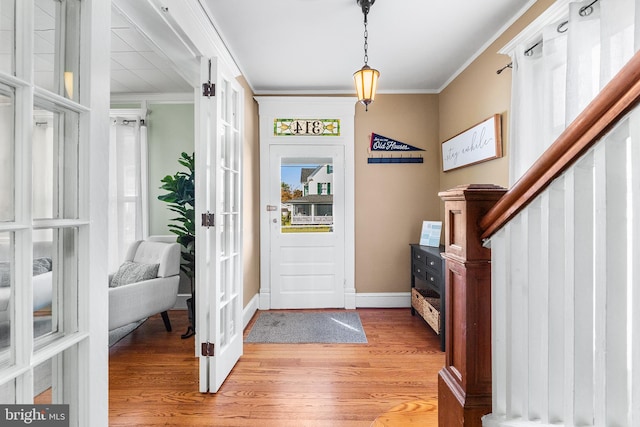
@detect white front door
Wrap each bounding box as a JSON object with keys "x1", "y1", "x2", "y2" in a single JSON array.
[
  {"x1": 256, "y1": 97, "x2": 357, "y2": 310},
  {"x1": 269, "y1": 144, "x2": 345, "y2": 308},
  {"x1": 195, "y1": 57, "x2": 243, "y2": 393}
]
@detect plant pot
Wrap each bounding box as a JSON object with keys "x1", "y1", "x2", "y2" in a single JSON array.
[{"x1": 181, "y1": 295, "x2": 196, "y2": 339}]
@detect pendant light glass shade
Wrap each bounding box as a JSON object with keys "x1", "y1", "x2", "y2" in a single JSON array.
[{"x1": 353, "y1": 64, "x2": 380, "y2": 111}]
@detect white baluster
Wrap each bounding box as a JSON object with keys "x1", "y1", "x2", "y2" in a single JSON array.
[{"x1": 573, "y1": 150, "x2": 596, "y2": 425}]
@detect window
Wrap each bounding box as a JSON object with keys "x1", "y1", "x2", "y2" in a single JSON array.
[{"x1": 108, "y1": 113, "x2": 148, "y2": 271}]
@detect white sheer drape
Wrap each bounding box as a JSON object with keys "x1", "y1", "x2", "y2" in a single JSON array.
[
  {"x1": 508, "y1": 0, "x2": 640, "y2": 184},
  {"x1": 32, "y1": 113, "x2": 54, "y2": 219},
  {"x1": 108, "y1": 115, "x2": 148, "y2": 272}
]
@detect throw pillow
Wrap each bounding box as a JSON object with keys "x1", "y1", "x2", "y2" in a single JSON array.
[
  {"x1": 33, "y1": 257, "x2": 52, "y2": 276},
  {"x1": 110, "y1": 261, "x2": 159, "y2": 288}
]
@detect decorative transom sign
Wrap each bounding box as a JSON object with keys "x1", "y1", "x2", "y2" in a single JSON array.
[{"x1": 274, "y1": 118, "x2": 340, "y2": 136}]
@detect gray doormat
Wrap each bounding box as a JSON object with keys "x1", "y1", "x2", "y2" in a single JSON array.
[{"x1": 245, "y1": 311, "x2": 367, "y2": 344}]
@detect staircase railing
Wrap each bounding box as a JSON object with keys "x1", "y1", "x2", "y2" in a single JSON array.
[{"x1": 439, "y1": 50, "x2": 640, "y2": 427}]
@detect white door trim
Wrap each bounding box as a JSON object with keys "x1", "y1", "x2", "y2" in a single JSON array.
[{"x1": 255, "y1": 97, "x2": 357, "y2": 310}]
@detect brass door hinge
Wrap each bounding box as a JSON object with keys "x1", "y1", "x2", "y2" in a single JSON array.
[{"x1": 201, "y1": 342, "x2": 215, "y2": 357}]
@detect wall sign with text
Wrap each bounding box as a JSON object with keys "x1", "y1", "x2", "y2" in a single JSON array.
[
  {"x1": 367, "y1": 133, "x2": 424, "y2": 164},
  {"x1": 441, "y1": 114, "x2": 502, "y2": 172},
  {"x1": 274, "y1": 118, "x2": 340, "y2": 136}
]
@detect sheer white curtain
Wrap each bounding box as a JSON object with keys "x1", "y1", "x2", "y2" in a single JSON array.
[
  {"x1": 32, "y1": 113, "x2": 54, "y2": 219},
  {"x1": 507, "y1": 0, "x2": 640, "y2": 184},
  {"x1": 108, "y1": 114, "x2": 148, "y2": 272}
]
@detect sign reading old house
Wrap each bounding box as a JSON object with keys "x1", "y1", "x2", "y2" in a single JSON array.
[
  {"x1": 370, "y1": 133, "x2": 424, "y2": 152},
  {"x1": 274, "y1": 118, "x2": 340, "y2": 136},
  {"x1": 367, "y1": 133, "x2": 425, "y2": 164}
]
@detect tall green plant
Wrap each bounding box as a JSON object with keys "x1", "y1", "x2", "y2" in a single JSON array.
[{"x1": 158, "y1": 152, "x2": 195, "y2": 294}]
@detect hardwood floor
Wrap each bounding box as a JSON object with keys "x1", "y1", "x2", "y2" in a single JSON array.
[{"x1": 109, "y1": 308, "x2": 444, "y2": 426}]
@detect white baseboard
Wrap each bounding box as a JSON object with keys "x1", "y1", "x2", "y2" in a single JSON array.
[
  {"x1": 177, "y1": 292, "x2": 410, "y2": 327},
  {"x1": 355, "y1": 292, "x2": 411, "y2": 308},
  {"x1": 174, "y1": 293, "x2": 190, "y2": 310},
  {"x1": 175, "y1": 293, "x2": 260, "y2": 332},
  {"x1": 243, "y1": 294, "x2": 260, "y2": 330}
]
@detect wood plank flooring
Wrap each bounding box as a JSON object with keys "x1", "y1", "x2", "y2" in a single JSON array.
[{"x1": 109, "y1": 308, "x2": 444, "y2": 426}]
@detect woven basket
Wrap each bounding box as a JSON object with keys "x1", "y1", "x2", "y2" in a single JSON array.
[{"x1": 412, "y1": 288, "x2": 441, "y2": 335}]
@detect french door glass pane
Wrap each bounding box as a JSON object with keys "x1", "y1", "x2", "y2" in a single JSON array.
[
  {"x1": 281, "y1": 159, "x2": 334, "y2": 233},
  {"x1": 0, "y1": 379, "x2": 15, "y2": 403},
  {"x1": 33, "y1": 345, "x2": 79, "y2": 423},
  {"x1": 33, "y1": 227, "x2": 79, "y2": 349},
  {"x1": 34, "y1": 0, "x2": 81, "y2": 102},
  {"x1": 32, "y1": 103, "x2": 79, "y2": 220},
  {"x1": 0, "y1": 231, "x2": 13, "y2": 364},
  {"x1": 0, "y1": 0, "x2": 14, "y2": 75},
  {"x1": 0, "y1": 84, "x2": 14, "y2": 222}
]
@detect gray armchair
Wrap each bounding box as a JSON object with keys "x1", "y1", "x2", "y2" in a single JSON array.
[{"x1": 108, "y1": 240, "x2": 181, "y2": 332}]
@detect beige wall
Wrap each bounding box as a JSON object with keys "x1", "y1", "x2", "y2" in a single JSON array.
[
  {"x1": 354, "y1": 94, "x2": 440, "y2": 293},
  {"x1": 438, "y1": 0, "x2": 555, "y2": 196},
  {"x1": 238, "y1": 76, "x2": 261, "y2": 306},
  {"x1": 137, "y1": 0, "x2": 558, "y2": 305}
]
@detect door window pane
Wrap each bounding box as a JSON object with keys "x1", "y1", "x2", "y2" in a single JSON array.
[
  {"x1": 0, "y1": 232, "x2": 13, "y2": 365},
  {"x1": 0, "y1": 379, "x2": 15, "y2": 403},
  {"x1": 281, "y1": 159, "x2": 333, "y2": 233},
  {"x1": 33, "y1": 102, "x2": 79, "y2": 220},
  {"x1": 33, "y1": 344, "x2": 79, "y2": 424},
  {"x1": 34, "y1": 0, "x2": 81, "y2": 101},
  {"x1": 0, "y1": 84, "x2": 14, "y2": 222},
  {"x1": 33, "y1": 227, "x2": 79, "y2": 349},
  {"x1": 0, "y1": 0, "x2": 14, "y2": 75}
]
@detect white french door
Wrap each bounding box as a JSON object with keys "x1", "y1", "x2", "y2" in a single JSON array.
[
  {"x1": 268, "y1": 144, "x2": 345, "y2": 308},
  {"x1": 195, "y1": 57, "x2": 243, "y2": 393},
  {"x1": 0, "y1": 0, "x2": 110, "y2": 424}
]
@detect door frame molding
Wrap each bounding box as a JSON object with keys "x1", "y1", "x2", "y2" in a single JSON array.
[{"x1": 255, "y1": 97, "x2": 357, "y2": 310}]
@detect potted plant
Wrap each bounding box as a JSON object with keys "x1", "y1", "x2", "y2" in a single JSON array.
[{"x1": 158, "y1": 152, "x2": 195, "y2": 338}]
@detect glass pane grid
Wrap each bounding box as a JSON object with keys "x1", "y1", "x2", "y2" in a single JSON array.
[
  {"x1": 0, "y1": 231, "x2": 13, "y2": 367},
  {"x1": 33, "y1": 101, "x2": 80, "y2": 221},
  {"x1": 0, "y1": 83, "x2": 14, "y2": 222},
  {"x1": 0, "y1": 0, "x2": 15, "y2": 76},
  {"x1": 34, "y1": 0, "x2": 81, "y2": 102},
  {"x1": 33, "y1": 227, "x2": 80, "y2": 350}
]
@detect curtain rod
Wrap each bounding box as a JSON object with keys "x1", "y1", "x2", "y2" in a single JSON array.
[{"x1": 496, "y1": 0, "x2": 600, "y2": 75}]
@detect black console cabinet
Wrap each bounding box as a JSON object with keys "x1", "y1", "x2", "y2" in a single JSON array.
[{"x1": 410, "y1": 244, "x2": 445, "y2": 351}]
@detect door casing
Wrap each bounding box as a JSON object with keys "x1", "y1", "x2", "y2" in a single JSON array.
[{"x1": 255, "y1": 97, "x2": 357, "y2": 310}]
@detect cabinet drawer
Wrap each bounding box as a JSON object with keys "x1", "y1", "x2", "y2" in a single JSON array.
[
  {"x1": 423, "y1": 253, "x2": 440, "y2": 271},
  {"x1": 413, "y1": 262, "x2": 440, "y2": 285},
  {"x1": 412, "y1": 261, "x2": 428, "y2": 281}
]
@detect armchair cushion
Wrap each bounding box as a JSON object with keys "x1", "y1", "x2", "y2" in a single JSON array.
[
  {"x1": 108, "y1": 240, "x2": 180, "y2": 331},
  {"x1": 110, "y1": 261, "x2": 159, "y2": 288}
]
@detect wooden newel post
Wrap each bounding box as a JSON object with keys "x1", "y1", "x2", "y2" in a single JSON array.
[{"x1": 437, "y1": 184, "x2": 506, "y2": 427}]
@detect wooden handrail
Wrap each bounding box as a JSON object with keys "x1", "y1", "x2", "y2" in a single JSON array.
[{"x1": 480, "y1": 50, "x2": 640, "y2": 239}]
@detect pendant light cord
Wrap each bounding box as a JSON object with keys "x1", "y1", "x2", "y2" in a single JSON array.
[{"x1": 363, "y1": 13, "x2": 369, "y2": 66}]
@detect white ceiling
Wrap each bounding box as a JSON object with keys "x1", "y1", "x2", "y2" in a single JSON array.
[
  {"x1": 110, "y1": 7, "x2": 193, "y2": 94},
  {"x1": 111, "y1": 0, "x2": 535, "y2": 96}
]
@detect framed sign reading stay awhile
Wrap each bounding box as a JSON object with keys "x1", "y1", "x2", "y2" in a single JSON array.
[{"x1": 441, "y1": 114, "x2": 502, "y2": 172}]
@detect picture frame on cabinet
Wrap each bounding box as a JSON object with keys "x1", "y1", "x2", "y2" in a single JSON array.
[{"x1": 419, "y1": 221, "x2": 442, "y2": 247}]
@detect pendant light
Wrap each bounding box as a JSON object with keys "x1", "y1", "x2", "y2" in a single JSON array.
[{"x1": 353, "y1": 0, "x2": 379, "y2": 111}]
